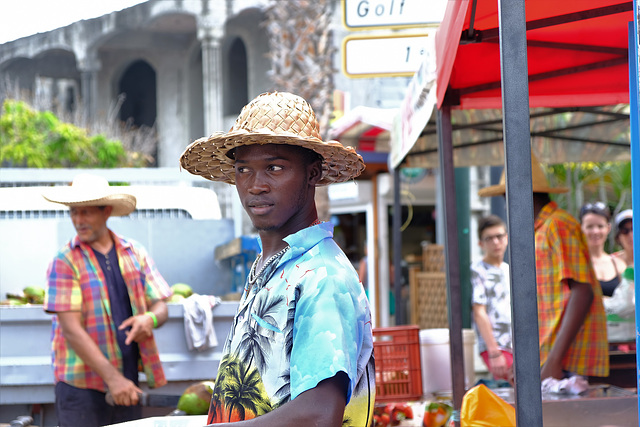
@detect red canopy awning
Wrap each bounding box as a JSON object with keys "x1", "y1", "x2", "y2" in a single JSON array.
[{"x1": 436, "y1": 0, "x2": 634, "y2": 109}]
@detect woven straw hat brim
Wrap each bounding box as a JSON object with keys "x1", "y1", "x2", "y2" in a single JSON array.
[
  {"x1": 180, "y1": 130, "x2": 365, "y2": 186},
  {"x1": 42, "y1": 192, "x2": 136, "y2": 217},
  {"x1": 179, "y1": 91, "x2": 365, "y2": 185},
  {"x1": 478, "y1": 151, "x2": 569, "y2": 197},
  {"x1": 477, "y1": 183, "x2": 568, "y2": 197}
]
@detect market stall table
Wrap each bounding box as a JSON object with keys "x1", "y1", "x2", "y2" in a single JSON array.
[{"x1": 373, "y1": 386, "x2": 638, "y2": 427}]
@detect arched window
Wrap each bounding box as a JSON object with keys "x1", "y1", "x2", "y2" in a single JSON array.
[
  {"x1": 118, "y1": 60, "x2": 157, "y2": 127},
  {"x1": 225, "y1": 38, "x2": 248, "y2": 116}
]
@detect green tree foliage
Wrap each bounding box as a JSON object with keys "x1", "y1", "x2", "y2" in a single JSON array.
[
  {"x1": 545, "y1": 161, "x2": 632, "y2": 217},
  {"x1": 545, "y1": 160, "x2": 632, "y2": 252},
  {"x1": 0, "y1": 99, "x2": 141, "y2": 168}
]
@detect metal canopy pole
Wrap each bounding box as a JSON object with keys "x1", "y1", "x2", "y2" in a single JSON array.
[
  {"x1": 393, "y1": 167, "x2": 404, "y2": 325},
  {"x1": 497, "y1": 0, "x2": 543, "y2": 425},
  {"x1": 437, "y1": 105, "x2": 465, "y2": 424},
  {"x1": 626, "y1": 20, "x2": 640, "y2": 416}
]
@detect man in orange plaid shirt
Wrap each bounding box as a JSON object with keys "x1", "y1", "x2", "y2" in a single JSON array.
[{"x1": 479, "y1": 154, "x2": 608, "y2": 381}]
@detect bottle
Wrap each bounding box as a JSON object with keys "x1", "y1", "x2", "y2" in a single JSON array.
[{"x1": 604, "y1": 267, "x2": 635, "y2": 342}]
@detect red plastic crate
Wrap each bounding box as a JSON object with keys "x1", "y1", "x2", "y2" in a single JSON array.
[{"x1": 373, "y1": 325, "x2": 423, "y2": 402}]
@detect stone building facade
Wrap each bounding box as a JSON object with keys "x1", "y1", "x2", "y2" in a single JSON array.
[
  {"x1": 0, "y1": 0, "x2": 279, "y2": 167},
  {"x1": 0, "y1": 0, "x2": 412, "y2": 168}
]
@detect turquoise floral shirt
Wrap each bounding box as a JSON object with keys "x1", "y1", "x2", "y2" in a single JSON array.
[{"x1": 207, "y1": 222, "x2": 375, "y2": 426}]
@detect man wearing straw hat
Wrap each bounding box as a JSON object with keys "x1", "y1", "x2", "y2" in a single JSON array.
[
  {"x1": 180, "y1": 91, "x2": 374, "y2": 426},
  {"x1": 42, "y1": 174, "x2": 172, "y2": 426},
  {"x1": 478, "y1": 154, "x2": 608, "y2": 385}
]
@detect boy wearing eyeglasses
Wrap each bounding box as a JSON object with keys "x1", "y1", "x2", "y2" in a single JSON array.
[{"x1": 471, "y1": 215, "x2": 513, "y2": 383}]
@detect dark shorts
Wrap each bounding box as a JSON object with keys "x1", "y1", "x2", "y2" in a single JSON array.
[{"x1": 55, "y1": 382, "x2": 142, "y2": 427}]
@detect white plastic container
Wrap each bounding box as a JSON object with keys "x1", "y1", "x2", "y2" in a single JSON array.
[{"x1": 419, "y1": 328, "x2": 476, "y2": 394}]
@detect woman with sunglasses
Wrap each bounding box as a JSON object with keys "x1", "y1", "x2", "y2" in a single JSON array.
[
  {"x1": 613, "y1": 209, "x2": 634, "y2": 268},
  {"x1": 579, "y1": 202, "x2": 627, "y2": 297}
]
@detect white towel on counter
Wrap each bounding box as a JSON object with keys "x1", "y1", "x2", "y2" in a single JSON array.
[
  {"x1": 541, "y1": 375, "x2": 589, "y2": 395},
  {"x1": 183, "y1": 294, "x2": 220, "y2": 351}
]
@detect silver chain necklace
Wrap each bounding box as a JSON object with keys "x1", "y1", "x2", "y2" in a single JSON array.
[{"x1": 246, "y1": 245, "x2": 290, "y2": 288}]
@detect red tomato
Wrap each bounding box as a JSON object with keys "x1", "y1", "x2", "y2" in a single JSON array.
[
  {"x1": 395, "y1": 403, "x2": 414, "y2": 420},
  {"x1": 380, "y1": 413, "x2": 391, "y2": 426}
]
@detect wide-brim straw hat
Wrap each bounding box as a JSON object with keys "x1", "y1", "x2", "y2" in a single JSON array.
[
  {"x1": 179, "y1": 91, "x2": 365, "y2": 185},
  {"x1": 42, "y1": 174, "x2": 136, "y2": 217},
  {"x1": 478, "y1": 152, "x2": 569, "y2": 197}
]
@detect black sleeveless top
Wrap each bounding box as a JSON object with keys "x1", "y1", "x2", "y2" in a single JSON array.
[{"x1": 599, "y1": 257, "x2": 621, "y2": 297}]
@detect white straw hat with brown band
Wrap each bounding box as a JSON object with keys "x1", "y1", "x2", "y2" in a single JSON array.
[
  {"x1": 41, "y1": 173, "x2": 136, "y2": 217},
  {"x1": 477, "y1": 151, "x2": 569, "y2": 197},
  {"x1": 179, "y1": 91, "x2": 365, "y2": 185}
]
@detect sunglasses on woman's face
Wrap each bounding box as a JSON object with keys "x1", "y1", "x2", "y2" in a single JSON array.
[{"x1": 619, "y1": 225, "x2": 633, "y2": 235}]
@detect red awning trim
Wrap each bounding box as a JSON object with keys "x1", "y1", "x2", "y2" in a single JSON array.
[
  {"x1": 329, "y1": 106, "x2": 397, "y2": 153},
  {"x1": 435, "y1": 0, "x2": 633, "y2": 110}
]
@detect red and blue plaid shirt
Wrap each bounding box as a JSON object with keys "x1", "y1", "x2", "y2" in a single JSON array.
[
  {"x1": 535, "y1": 202, "x2": 609, "y2": 377},
  {"x1": 45, "y1": 230, "x2": 172, "y2": 391}
]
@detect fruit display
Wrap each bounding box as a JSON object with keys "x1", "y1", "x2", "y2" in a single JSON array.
[
  {"x1": 1, "y1": 286, "x2": 46, "y2": 305},
  {"x1": 170, "y1": 283, "x2": 194, "y2": 301},
  {"x1": 167, "y1": 293, "x2": 186, "y2": 303},
  {"x1": 24, "y1": 286, "x2": 45, "y2": 304},
  {"x1": 423, "y1": 401, "x2": 453, "y2": 427},
  {"x1": 177, "y1": 380, "x2": 215, "y2": 415},
  {"x1": 373, "y1": 402, "x2": 415, "y2": 426}
]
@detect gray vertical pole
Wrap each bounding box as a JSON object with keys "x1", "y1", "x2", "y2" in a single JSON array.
[
  {"x1": 626, "y1": 21, "x2": 640, "y2": 414},
  {"x1": 393, "y1": 167, "x2": 404, "y2": 325},
  {"x1": 437, "y1": 105, "x2": 465, "y2": 425},
  {"x1": 497, "y1": 0, "x2": 543, "y2": 425}
]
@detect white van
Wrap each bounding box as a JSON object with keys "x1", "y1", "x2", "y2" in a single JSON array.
[{"x1": 0, "y1": 185, "x2": 222, "y2": 220}]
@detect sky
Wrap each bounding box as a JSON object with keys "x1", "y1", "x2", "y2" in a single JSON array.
[{"x1": 0, "y1": 0, "x2": 147, "y2": 44}]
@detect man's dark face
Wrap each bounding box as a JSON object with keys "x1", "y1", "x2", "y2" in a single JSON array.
[{"x1": 234, "y1": 144, "x2": 321, "y2": 237}]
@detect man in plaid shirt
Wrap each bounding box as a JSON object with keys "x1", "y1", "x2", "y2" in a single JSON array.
[
  {"x1": 479, "y1": 154, "x2": 608, "y2": 382},
  {"x1": 43, "y1": 174, "x2": 172, "y2": 426}
]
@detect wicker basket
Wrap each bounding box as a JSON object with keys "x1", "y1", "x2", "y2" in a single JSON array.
[
  {"x1": 410, "y1": 270, "x2": 449, "y2": 330},
  {"x1": 422, "y1": 244, "x2": 445, "y2": 272}
]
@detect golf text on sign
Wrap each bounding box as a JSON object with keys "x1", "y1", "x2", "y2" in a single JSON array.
[
  {"x1": 342, "y1": 33, "x2": 431, "y2": 77},
  {"x1": 342, "y1": 0, "x2": 444, "y2": 29}
]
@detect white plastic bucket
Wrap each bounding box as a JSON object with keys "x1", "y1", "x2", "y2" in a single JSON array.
[{"x1": 419, "y1": 328, "x2": 476, "y2": 394}]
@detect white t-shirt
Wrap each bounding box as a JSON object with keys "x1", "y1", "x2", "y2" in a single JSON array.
[{"x1": 470, "y1": 260, "x2": 513, "y2": 353}]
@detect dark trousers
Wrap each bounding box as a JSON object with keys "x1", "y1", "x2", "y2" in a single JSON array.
[{"x1": 55, "y1": 382, "x2": 142, "y2": 427}]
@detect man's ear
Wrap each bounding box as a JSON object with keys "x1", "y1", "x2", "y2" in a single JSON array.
[
  {"x1": 104, "y1": 205, "x2": 114, "y2": 217},
  {"x1": 308, "y1": 161, "x2": 323, "y2": 186}
]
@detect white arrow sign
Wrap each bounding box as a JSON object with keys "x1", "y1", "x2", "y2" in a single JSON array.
[{"x1": 342, "y1": 0, "x2": 446, "y2": 29}]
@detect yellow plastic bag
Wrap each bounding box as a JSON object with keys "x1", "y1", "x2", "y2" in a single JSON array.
[{"x1": 460, "y1": 384, "x2": 516, "y2": 427}]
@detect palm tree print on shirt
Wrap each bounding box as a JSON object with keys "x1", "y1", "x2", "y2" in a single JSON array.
[{"x1": 208, "y1": 353, "x2": 272, "y2": 423}]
